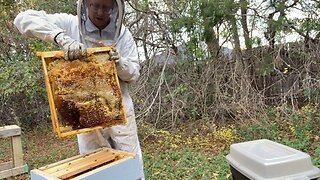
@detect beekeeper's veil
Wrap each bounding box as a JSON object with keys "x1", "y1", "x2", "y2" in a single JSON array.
[{"x1": 77, "y1": 0, "x2": 125, "y2": 46}]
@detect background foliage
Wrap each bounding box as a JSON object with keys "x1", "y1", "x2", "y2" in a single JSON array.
[{"x1": 1, "y1": 0, "x2": 320, "y2": 128}]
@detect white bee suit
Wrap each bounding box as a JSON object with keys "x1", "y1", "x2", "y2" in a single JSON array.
[{"x1": 14, "y1": 1, "x2": 144, "y2": 179}]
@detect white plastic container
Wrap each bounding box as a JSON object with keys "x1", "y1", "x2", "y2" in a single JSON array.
[{"x1": 226, "y1": 139, "x2": 320, "y2": 180}]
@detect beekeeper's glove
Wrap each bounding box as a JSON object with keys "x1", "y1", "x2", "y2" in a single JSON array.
[
  {"x1": 55, "y1": 33, "x2": 87, "y2": 60},
  {"x1": 110, "y1": 49, "x2": 120, "y2": 63}
]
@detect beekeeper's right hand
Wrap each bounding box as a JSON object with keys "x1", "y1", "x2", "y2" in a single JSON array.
[{"x1": 54, "y1": 33, "x2": 86, "y2": 60}]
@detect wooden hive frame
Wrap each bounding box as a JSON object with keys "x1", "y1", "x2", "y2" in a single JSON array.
[
  {"x1": 37, "y1": 47, "x2": 127, "y2": 138},
  {"x1": 0, "y1": 125, "x2": 28, "y2": 179}
]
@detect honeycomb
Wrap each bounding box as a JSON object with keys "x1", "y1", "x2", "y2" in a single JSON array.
[{"x1": 47, "y1": 53, "x2": 125, "y2": 129}]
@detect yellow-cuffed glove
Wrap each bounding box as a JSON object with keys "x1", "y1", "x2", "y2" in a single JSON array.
[{"x1": 55, "y1": 33, "x2": 87, "y2": 60}]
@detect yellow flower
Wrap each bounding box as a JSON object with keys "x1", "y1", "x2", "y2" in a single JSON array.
[{"x1": 171, "y1": 144, "x2": 178, "y2": 148}]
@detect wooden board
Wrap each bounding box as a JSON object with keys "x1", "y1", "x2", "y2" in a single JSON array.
[
  {"x1": 0, "y1": 162, "x2": 13, "y2": 171},
  {"x1": 37, "y1": 47, "x2": 127, "y2": 138},
  {"x1": 0, "y1": 125, "x2": 21, "y2": 138},
  {"x1": 0, "y1": 125, "x2": 27, "y2": 179},
  {"x1": 0, "y1": 165, "x2": 26, "y2": 179}
]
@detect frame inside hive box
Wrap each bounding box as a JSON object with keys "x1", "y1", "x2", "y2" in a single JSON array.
[
  {"x1": 30, "y1": 148, "x2": 141, "y2": 180},
  {"x1": 37, "y1": 47, "x2": 126, "y2": 138}
]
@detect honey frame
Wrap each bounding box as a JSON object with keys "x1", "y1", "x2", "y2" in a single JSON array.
[{"x1": 37, "y1": 47, "x2": 127, "y2": 138}]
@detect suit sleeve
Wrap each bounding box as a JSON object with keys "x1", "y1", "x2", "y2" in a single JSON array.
[
  {"x1": 116, "y1": 27, "x2": 140, "y2": 83},
  {"x1": 14, "y1": 10, "x2": 75, "y2": 42}
]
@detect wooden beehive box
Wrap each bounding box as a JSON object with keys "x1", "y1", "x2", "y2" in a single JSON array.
[
  {"x1": 37, "y1": 47, "x2": 126, "y2": 138},
  {"x1": 30, "y1": 148, "x2": 141, "y2": 180}
]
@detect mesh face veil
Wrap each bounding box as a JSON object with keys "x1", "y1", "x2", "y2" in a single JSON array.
[{"x1": 77, "y1": 0, "x2": 125, "y2": 47}]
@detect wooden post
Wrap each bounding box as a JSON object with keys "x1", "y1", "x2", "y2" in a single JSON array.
[{"x1": 0, "y1": 125, "x2": 27, "y2": 179}]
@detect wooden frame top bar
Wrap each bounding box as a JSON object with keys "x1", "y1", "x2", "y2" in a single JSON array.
[
  {"x1": 36, "y1": 47, "x2": 113, "y2": 58},
  {"x1": 0, "y1": 125, "x2": 21, "y2": 138}
]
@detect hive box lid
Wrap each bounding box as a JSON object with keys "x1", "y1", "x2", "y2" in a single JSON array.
[{"x1": 226, "y1": 139, "x2": 320, "y2": 180}]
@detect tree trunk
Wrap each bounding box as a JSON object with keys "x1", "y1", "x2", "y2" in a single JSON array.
[
  {"x1": 206, "y1": 28, "x2": 220, "y2": 57},
  {"x1": 230, "y1": 15, "x2": 242, "y2": 62},
  {"x1": 240, "y1": 0, "x2": 251, "y2": 50}
]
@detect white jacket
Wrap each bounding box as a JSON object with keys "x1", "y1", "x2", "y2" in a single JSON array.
[{"x1": 14, "y1": 9, "x2": 144, "y2": 179}]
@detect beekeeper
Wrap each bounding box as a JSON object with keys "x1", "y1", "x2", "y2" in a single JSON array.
[{"x1": 14, "y1": 0, "x2": 144, "y2": 178}]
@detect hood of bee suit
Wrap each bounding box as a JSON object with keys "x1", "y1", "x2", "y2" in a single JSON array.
[{"x1": 77, "y1": 0, "x2": 125, "y2": 46}]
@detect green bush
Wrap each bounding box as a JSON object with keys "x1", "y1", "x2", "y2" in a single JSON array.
[{"x1": 0, "y1": 54, "x2": 50, "y2": 128}]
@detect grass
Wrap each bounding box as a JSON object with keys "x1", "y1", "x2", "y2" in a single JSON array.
[
  {"x1": 144, "y1": 149, "x2": 231, "y2": 179},
  {"x1": 0, "y1": 105, "x2": 319, "y2": 179}
]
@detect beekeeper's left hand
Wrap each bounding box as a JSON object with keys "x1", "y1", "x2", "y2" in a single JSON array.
[{"x1": 110, "y1": 49, "x2": 120, "y2": 63}]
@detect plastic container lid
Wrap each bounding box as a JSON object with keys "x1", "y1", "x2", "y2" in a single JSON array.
[{"x1": 226, "y1": 139, "x2": 320, "y2": 180}]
